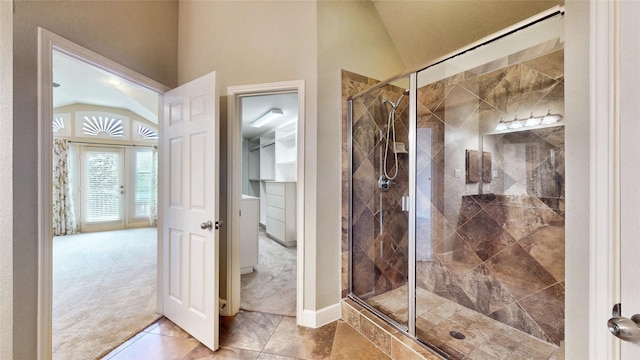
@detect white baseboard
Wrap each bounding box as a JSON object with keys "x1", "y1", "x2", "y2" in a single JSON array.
[{"x1": 298, "y1": 302, "x2": 341, "y2": 328}]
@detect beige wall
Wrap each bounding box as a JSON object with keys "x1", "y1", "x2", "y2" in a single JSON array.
[
  {"x1": 178, "y1": 0, "x2": 319, "y2": 308},
  {"x1": 0, "y1": 1, "x2": 13, "y2": 359},
  {"x1": 178, "y1": 0, "x2": 406, "y2": 312},
  {"x1": 564, "y1": 1, "x2": 589, "y2": 358},
  {"x1": 12, "y1": 1, "x2": 178, "y2": 357},
  {"x1": 316, "y1": 0, "x2": 405, "y2": 308}
]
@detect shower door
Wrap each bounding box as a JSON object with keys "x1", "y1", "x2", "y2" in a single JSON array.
[
  {"x1": 349, "y1": 76, "x2": 412, "y2": 330},
  {"x1": 348, "y1": 9, "x2": 566, "y2": 360}
]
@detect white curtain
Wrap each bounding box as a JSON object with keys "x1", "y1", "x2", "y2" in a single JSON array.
[
  {"x1": 148, "y1": 146, "x2": 158, "y2": 227},
  {"x1": 53, "y1": 139, "x2": 77, "y2": 235}
]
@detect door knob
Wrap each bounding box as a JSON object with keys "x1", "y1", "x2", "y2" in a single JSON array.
[
  {"x1": 200, "y1": 221, "x2": 213, "y2": 230},
  {"x1": 607, "y1": 316, "x2": 640, "y2": 343},
  {"x1": 608, "y1": 303, "x2": 640, "y2": 343}
]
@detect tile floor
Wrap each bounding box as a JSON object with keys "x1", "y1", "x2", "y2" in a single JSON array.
[
  {"x1": 101, "y1": 310, "x2": 391, "y2": 360},
  {"x1": 367, "y1": 285, "x2": 564, "y2": 360}
]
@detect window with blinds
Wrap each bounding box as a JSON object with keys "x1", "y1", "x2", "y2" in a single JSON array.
[
  {"x1": 84, "y1": 150, "x2": 122, "y2": 222},
  {"x1": 134, "y1": 148, "x2": 155, "y2": 218}
]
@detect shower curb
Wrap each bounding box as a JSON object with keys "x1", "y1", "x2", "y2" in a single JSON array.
[{"x1": 341, "y1": 298, "x2": 445, "y2": 360}]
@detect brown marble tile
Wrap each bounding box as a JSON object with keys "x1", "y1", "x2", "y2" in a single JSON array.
[
  {"x1": 487, "y1": 302, "x2": 548, "y2": 342},
  {"x1": 465, "y1": 348, "x2": 500, "y2": 360},
  {"x1": 456, "y1": 196, "x2": 483, "y2": 227},
  {"x1": 262, "y1": 316, "x2": 336, "y2": 359},
  {"x1": 519, "y1": 284, "x2": 565, "y2": 345},
  {"x1": 352, "y1": 158, "x2": 376, "y2": 207},
  {"x1": 417, "y1": 80, "x2": 445, "y2": 115},
  {"x1": 341, "y1": 300, "x2": 361, "y2": 331},
  {"x1": 390, "y1": 336, "x2": 433, "y2": 360},
  {"x1": 469, "y1": 56, "x2": 509, "y2": 78},
  {"x1": 219, "y1": 311, "x2": 283, "y2": 352},
  {"x1": 108, "y1": 333, "x2": 199, "y2": 360},
  {"x1": 457, "y1": 210, "x2": 516, "y2": 261},
  {"x1": 458, "y1": 264, "x2": 516, "y2": 315},
  {"x1": 520, "y1": 334, "x2": 559, "y2": 358},
  {"x1": 351, "y1": 243, "x2": 375, "y2": 296},
  {"x1": 488, "y1": 331, "x2": 522, "y2": 352},
  {"x1": 440, "y1": 84, "x2": 481, "y2": 130},
  {"x1": 534, "y1": 81, "x2": 564, "y2": 119},
  {"x1": 433, "y1": 232, "x2": 483, "y2": 280},
  {"x1": 359, "y1": 315, "x2": 392, "y2": 355},
  {"x1": 183, "y1": 344, "x2": 260, "y2": 360},
  {"x1": 518, "y1": 222, "x2": 565, "y2": 282},
  {"x1": 485, "y1": 244, "x2": 556, "y2": 301},
  {"x1": 483, "y1": 65, "x2": 520, "y2": 114},
  {"x1": 522, "y1": 49, "x2": 564, "y2": 80}
]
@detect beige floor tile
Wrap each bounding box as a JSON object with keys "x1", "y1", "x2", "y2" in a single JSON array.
[
  {"x1": 256, "y1": 354, "x2": 300, "y2": 360},
  {"x1": 330, "y1": 321, "x2": 390, "y2": 360},
  {"x1": 184, "y1": 344, "x2": 260, "y2": 359},
  {"x1": 262, "y1": 317, "x2": 336, "y2": 359},
  {"x1": 220, "y1": 311, "x2": 283, "y2": 352},
  {"x1": 108, "y1": 333, "x2": 199, "y2": 360},
  {"x1": 149, "y1": 319, "x2": 193, "y2": 338}
]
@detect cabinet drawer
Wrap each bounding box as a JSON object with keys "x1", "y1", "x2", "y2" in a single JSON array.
[
  {"x1": 266, "y1": 194, "x2": 285, "y2": 209},
  {"x1": 266, "y1": 206, "x2": 285, "y2": 221},
  {"x1": 266, "y1": 182, "x2": 285, "y2": 195},
  {"x1": 266, "y1": 216, "x2": 285, "y2": 240}
]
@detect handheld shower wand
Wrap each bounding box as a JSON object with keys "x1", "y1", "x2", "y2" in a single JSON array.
[{"x1": 379, "y1": 90, "x2": 409, "y2": 191}]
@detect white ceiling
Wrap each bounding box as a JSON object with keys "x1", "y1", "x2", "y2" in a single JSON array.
[
  {"x1": 53, "y1": 51, "x2": 159, "y2": 124},
  {"x1": 241, "y1": 93, "x2": 298, "y2": 140}
]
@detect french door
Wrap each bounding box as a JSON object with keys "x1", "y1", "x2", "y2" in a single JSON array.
[{"x1": 79, "y1": 146, "x2": 125, "y2": 232}]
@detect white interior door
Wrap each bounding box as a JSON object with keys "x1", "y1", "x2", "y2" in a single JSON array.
[
  {"x1": 79, "y1": 146, "x2": 125, "y2": 232},
  {"x1": 616, "y1": 2, "x2": 640, "y2": 358},
  {"x1": 162, "y1": 71, "x2": 219, "y2": 351}
]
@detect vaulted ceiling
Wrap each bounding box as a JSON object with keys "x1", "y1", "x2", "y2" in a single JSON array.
[
  {"x1": 52, "y1": 1, "x2": 564, "y2": 130},
  {"x1": 372, "y1": 0, "x2": 564, "y2": 69}
]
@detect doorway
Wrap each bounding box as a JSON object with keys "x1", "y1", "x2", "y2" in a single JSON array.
[
  {"x1": 50, "y1": 47, "x2": 162, "y2": 359},
  {"x1": 238, "y1": 93, "x2": 298, "y2": 316},
  {"x1": 38, "y1": 29, "x2": 170, "y2": 359},
  {"x1": 226, "y1": 81, "x2": 305, "y2": 323}
]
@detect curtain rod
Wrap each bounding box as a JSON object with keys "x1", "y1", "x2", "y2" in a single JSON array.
[{"x1": 64, "y1": 140, "x2": 157, "y2": 149}]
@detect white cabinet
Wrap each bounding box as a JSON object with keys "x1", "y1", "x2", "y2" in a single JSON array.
[
  {"x1": 240, "y1": 195, "x2": 259, "y2": 274},
  {"x1": 265, "y1": 182, "x2": 296, "y2": 247},
  {"x1": 275, "y1": 123, "x2": 297, "y2": 181}
]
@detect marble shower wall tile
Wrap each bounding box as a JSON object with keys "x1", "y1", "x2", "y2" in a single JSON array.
[
  {"x1": 342, "y1": 43, "x2": 564, "y2": 348},
  {"x1": 343, "y1": 71, "x2": 411, "y2": 299}
]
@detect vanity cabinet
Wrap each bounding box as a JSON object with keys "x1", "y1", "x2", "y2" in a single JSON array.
[{"x1": 265, "y1": 182, "x2": 296, "y2": 247}]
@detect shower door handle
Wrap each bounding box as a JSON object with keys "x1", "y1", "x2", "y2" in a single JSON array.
[{"x1": 402, "y1": 196, "x2": 410, "y2": 212}]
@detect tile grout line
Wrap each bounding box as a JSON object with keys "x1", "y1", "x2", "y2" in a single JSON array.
[{"x1": 255, "y1": 314, "x2": 287, "y2": 359}]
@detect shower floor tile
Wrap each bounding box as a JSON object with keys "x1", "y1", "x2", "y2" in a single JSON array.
[{"x1": 366, "y1": 285, "x2": 564, "y2": 360}]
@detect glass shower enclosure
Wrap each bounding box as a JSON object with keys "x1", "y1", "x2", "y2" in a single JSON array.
[{"x1": 347, "y1": 9, "x2": 565, "y2": 360}]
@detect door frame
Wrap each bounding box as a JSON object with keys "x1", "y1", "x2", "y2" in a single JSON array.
[
  {"x1": 226, "y1": 81, "x2": 305, "y2": 323},
  {"x1": 37, "y1": 28, "x2": 169, "y2": 359}
]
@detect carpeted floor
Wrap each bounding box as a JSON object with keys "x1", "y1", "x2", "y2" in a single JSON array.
[
  {"x1": 53, "y1": 228, "x2": 160, "y2": 360},
  {"x1": 240, "y1": 230, "x2": 297, "y2": 316}
]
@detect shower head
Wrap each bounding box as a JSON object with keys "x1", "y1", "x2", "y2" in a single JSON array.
[{"x1": 383, "y1": 90, "x2": 409, "y2": 110}]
